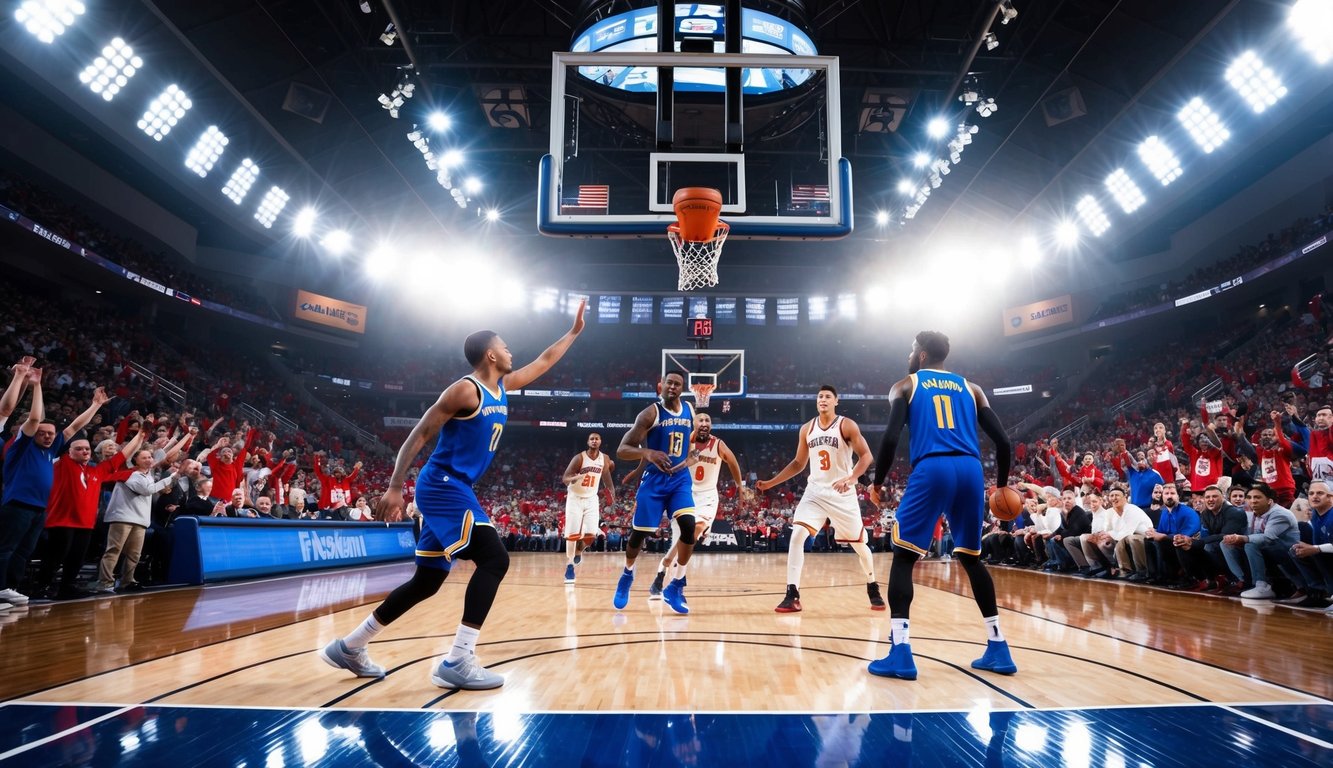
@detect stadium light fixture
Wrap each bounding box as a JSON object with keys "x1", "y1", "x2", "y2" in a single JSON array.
[
  {"x1": 1054, "y1": 220, "x2": 1080, "y2": 248},
  {"x1": 463, "y1": 177, "x2": 482, "y2": 194},
  {"x1": 1075, "y1": 195, "x2": 1111, "y2": 236},
  {"x1": 999, "y1": 1, "x2": 1018, "y2": 25},
  {"x1": 441, "y1": 149, "x2": 464, "y2": 168},
  {"x1": 78, "y1": 38, "x2": 141, "y2": 102},
  {"x1": 912, "y1": 152, "x2": 931, "y2": 168},
  {"x1": 183, "y1": 126, "x2": 228, "y2": 177},
  {"x1": 254, "y1": 187, "x2": 289, "y2": 228},
  {"x1": 837, "y1": 293, "x2": 857, "y2": 321},
  {"x1": 864, "y1": 284, "x2": 889, "y2": 312},
  {"x1": 292, "y1": 207, "x2": 317, "y2": 237},
  {"x1": 221, "y1": 159, "x2": 259, "y2": 204},
  {"x1": 427, "y1": 111, "x2": 451, "y2": 131},
  {"x1": 1104, "y1": 169, "x2": 1146, "y2": 214},
  {"x1": 983, "y1": 32, "x2": 999, "y2": 51},
  {"x1": 498, "y1": 279, "x2": 526, "y2": 311},
  {"x1": 896, "y1": 179, "x2": 914, "y2": 195},
  {"x1": 1178, "y1": 97, "x2": 1230, "y2": 153},
  {"x1": 875, "y1": 210, "x2": 890, "y2": 226},
  {"x1": 926, "y1": 117, "x2": 949, "y2": 139},
  {"x1": 137, "y1": 84, "x2": 191, "y2": 142},
  {"x1": 321, "y1": 229, "x2": 352, "y2": 256},
  {"x1": 485, "y1": 208, "x2": 501, "y2": 222},
  {"x1": 15, "y1": 0, "x2": 85, "y2": 43},
  {"x1": 364, "y1": 244, "x2": 396, "y2": 280},
  {"x1": 533, "y1": 287, "x2": 560, "y2": 312},
  {"x1": 1224, "y1": 51, "x2": 1287, "y2": 113},
  {"x1": 1137, "y1": 136, "x2": 1182, "y2": 185},
  {"x1": 1290, "y1": 1, "x2": 1333, "y2": 64}
]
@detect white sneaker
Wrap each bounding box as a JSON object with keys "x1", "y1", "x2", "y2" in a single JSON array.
[
  {"x1": 92, "y1": 582, "x2": 116, "y2": 594},
  {"x1": 0, "y1": 588, "x2": 29, "y2": 605},
  {"x1": 319, "y1": 638, "x2": 386, "y2": 678},
  {"x1": 431, "y1": 654, "x2": 504, "y2": 690},
  {"x1": 1240, "y1": 582, "x2": 1275, "y2": 599}
]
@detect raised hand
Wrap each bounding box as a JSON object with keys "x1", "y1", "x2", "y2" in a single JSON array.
[
  {"x1": 26, "y1": 367, "x2": 43, "y2": 384},
  {"x1": 570, "y1": 298, "x2": 588, "y2": 336},
  {"x1": 91, "y1": 387, "x2": 112, "y2": 407}
]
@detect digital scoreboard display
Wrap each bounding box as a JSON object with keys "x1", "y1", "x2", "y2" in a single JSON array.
[{"x1": 686, "y1": 316, "x2": 714, "y2": 340}]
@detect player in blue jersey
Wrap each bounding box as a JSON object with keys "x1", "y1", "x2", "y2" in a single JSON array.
[
  {"x1": 614, "y1": 370, "x2": 696, "y2": 614},
  {"x1": 866, "y1": 331, "x2": 1016, "y2": 681},
  {"x1": 320, "y1": 301, "x2": 586, "y2": 690}
]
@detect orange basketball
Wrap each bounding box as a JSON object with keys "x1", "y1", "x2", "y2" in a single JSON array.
[
  {"x1": 988, "y1": 486, "x2": 1024, "y2": 521},
  {"x1": 672, "y1": 187, "x2": 723, "y2": 242}
]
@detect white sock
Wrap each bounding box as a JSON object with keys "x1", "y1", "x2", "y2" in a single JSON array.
[
  {"x1": 445, "y1": 624, "x2": 481, "y2": 663},
  {"x1": 787, "y1": 526, "x2": 810, "y2": 587},
  {"x1": 985, "y1": 615, "x2": 1004, "y2": 642},
  {"x1": 850, "y1": 540, "x2": 875, "y2": 582},
  {"x1": 624, "y1": 562, "x2": 635, "y2": 574},
  {"x1": 343, "y1": 614, "x2": 385, "y2": 650},
  {"x1": 891, "y1": 618, "x2": 910, "y2": 646},
  {"x1": 566, "y1": 540, "x2": 578, "y2": 565},
  {"x1": 675, "y1": 562, "x2": 688, "y2": 580}
]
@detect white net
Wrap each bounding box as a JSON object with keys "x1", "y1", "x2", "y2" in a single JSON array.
[{"x1": 668, "y1": 222, "x2": 729, "y2": 292}]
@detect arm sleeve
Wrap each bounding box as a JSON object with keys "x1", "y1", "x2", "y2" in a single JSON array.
[
  {"x1": 872, "y1": 397, "x2": 908, "y2": 487},
  {"x1": 977, "y1": 406, "x2": 1012, "y2": 483}
]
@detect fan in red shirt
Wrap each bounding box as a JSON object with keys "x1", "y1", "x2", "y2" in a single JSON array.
[
  {"x1": 1239, "y1": 411, "x2": 1297, "y2": 506},
  {"x1": 38, "y1": 433, "x2": 142, "y2": 599},
  {"x1": 1306, "y1": 405, "x2": 1333, "y2": 483},
  {"x1": 313, "y1": 452, "x2": 362, "y2": 513},
  {"x1": 1146, "y1": 421, "x2": 1178, "y2": 484},
  {"x1": 202, "y1": 427, "x2": 257, "y2": 500},
  {"x1": 1179, "y1": 417, "x2": 1223, "y2": 492},
  {"x1": 1054, "y1": 451, "x2": 1104, "y2": 492}
]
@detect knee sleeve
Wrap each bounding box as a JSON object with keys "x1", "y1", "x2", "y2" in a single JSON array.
[
  {"x1": 676, "y1": 515, "x2": 697, "y2": 546},
  {"x1": 628, "y1": 529, "x2": 650, "y2": 549},
  {"x1": 460, "y1": 525, "x2": 509, "y2": 579}
]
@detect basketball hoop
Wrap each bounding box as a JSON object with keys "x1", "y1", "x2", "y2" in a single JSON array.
[
  {"x1": 690, "y1": 382, "x2": 716, "y2": 408},
  {"x1": 669, "y1": 187, "x2": 728, "y2": 292}
]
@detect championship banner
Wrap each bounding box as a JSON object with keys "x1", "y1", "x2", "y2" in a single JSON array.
[
  {"x1": 295, "y1": 289, "x2": 367, "y2": 334},
  {"x1": 1004, "y1": 294, "x2": 1074, "y2": 337}
]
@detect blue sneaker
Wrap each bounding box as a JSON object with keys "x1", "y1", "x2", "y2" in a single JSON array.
[
  {"x1": 613, "y1": 568, "x2": 634, "y2": 609},
  {"x1": 868, "y1": 643, "x2": 917, "y2": 680},
  {"x1": 573, "y1": 553, "x2": 582, "y2": 566},
  {"x1": 971, "y1": 640, "x2": 1018, "y2": 675},
  {"x1": 677, "y1": 577, "x2": 688, "y2": 607},
  {"x1": 564, "y1": 564, "x2": 576, "y2": 584},
  {"x1": 663, "y1": 577, "x2": 689, "y2": 615}
]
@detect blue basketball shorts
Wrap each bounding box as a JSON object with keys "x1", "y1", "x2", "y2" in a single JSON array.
[
  {"x1": 892, "y1": 454, "x2": 984, "y2": 556},
  {"x1": 632, "y1": 471, "x2": 695, "y2": 532},
  {"x1": 414, "y1": 472, "x2": 492, "y2": 571}
]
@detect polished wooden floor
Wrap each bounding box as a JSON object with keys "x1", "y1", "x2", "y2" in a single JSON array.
[{"x1": 3, "y1": 553, "x2": 1330, "y2": 712}]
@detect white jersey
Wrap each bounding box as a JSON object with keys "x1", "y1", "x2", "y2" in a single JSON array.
[
  {"x1": 692, "y1": 436, "x2": 724, "y2": 491},
  {"x1": 806, "y1": 416, "x2": 853, "y2": 489},
  {"x1": 568, "y1": 451, "x2": 605, "y2": 498}
]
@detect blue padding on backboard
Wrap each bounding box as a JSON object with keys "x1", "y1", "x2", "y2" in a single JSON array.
[{"x1": 539, "y1": 154, "x2": 853, "y2": 239}]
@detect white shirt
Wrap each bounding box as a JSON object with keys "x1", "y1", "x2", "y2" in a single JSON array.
[
  {"x1": 1087, "y1": 508, "x2": 1112, "y2": 535},
  {"x1": 1107, "y1": 503, "x2": 1151, "y2": 541},
  {"x1": 1033, "y1": 507, "x2": 1063, "y2": 535}
]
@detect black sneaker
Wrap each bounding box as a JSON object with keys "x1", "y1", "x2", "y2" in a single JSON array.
[
  {"x1": 867, "y1": 582, "x2": 886, "y2": 611},
  {"x1": 775, "y1": 584, "x2": 802, "y2": 613},
  {"x1": 648, "y1": 571, "x2": 666, "y2": 601}
]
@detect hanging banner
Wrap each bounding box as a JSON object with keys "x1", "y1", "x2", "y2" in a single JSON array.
[
  {"x1": 1004, "y1": 294, "x2": 1073, "y2": 336},
  {"x1": 295, "y1": 289, "x2": 366, "y2": 334}
]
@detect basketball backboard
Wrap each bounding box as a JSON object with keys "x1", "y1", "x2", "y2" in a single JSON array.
[
  {"x1": 662, "y1": 348, "x2": 746, "y2": 404},
  {"x1": 540, "y1": 51, "x2": 851, "y2": 240}
]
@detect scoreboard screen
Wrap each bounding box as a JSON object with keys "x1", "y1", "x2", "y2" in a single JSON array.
[{"x1": 686, "y1": 316, "x2": 713, "y2": 340}]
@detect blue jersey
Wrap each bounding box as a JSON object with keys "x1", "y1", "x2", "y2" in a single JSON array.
[
  {"x1": 906, "y1": 369, "x2": 980, "y2": 465},
  {"x1": 643, "y1": 400, "x2": 694, "y2": 483},
  {"x1": 422, "y1": 375, "x2": 508, "y2": 486}
]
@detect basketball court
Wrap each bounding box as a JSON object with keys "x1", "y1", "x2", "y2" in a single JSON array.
[
  {"x1": 1, "y1": 1, "x2": 1331, "y2": 766},
  {"x1": 2, "y1": 554, "x2": 1330, "y2": 765}
]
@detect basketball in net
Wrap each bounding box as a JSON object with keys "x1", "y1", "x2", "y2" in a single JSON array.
[
  {"x1": 690, "y1": 382, "x2": 716, "y2": 408},
  {"x1": 668, "y1": 187, "x2": 729, "y2": 292}
]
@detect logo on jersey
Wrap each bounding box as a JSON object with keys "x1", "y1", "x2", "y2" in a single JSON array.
[
  {"x1": 920, "y1": 378, "x2": 965, "y2": 393},
  {"x1": 807, "y1": 435, "x2": 841, "y2": 449}
]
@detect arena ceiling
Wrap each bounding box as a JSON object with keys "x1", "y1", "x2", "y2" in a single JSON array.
[{"x1": 4, "y1": 0, "x2": 1331, "y2": 284}]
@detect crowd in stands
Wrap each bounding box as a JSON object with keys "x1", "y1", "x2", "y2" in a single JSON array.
[{"x1": 1090, "y1": 206, "x2": 1333, "y2": 321}]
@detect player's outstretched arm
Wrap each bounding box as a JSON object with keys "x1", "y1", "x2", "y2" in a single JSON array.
[
  {"x1": 377, "y1": 379, "x2": 478, "y2": 522},
  {"x1": 872, "y1": 378, "x2": 912, "y2": 488},
  {"x1": 971, "y1": 383, "x2": 1013, "y2": 484},
  {"x1": 719, "y1": 440, "x2": 746, "y2": 490},
  {"x1": 505, "y1": 299, "x2": 587, "y2": 391},
  {"x1": 756, "y1": 423, "x2": 811, "y2": 491}
]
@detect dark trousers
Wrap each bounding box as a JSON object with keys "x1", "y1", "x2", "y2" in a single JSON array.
[
  {"x1": 1287, "y1": 552, "x2": 1333, "y2": 594},
  {"x1": 0, "y1": 502, "x2": 47, "y2": 590},
  {"x1": 1179, "y1": 541, "x2": 1230, "y2": 580},
  {"x1": 1144, "y1": 538, "x2": 1179, "y2": 580},
  {"x1": 36, "y1": 526, "x2": 93, "y2": 589}
]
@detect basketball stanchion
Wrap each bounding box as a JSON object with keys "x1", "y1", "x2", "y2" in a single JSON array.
[{"x1": 668, "y1": 187, "x2": 729, "y2": 291}]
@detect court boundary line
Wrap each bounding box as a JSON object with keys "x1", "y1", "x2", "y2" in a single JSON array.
[
  {"x1": 1, "y1": 699, "x2": 1325, "y2": 717},
  {"x1": 1220, "y1": 704, "x2": 1333, "y2": 750},
  {"x1": 914, "y1": 573, "x2": 1332, "y2": 702},
  {"x1": 0, "y1": 705, "x2": 133, "y2": 762}
]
